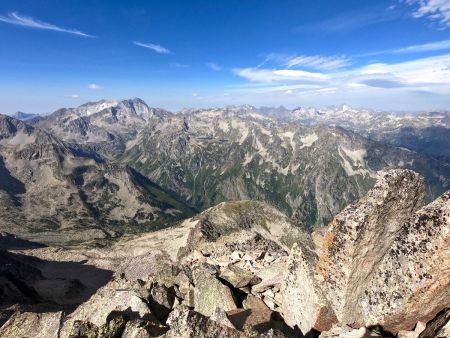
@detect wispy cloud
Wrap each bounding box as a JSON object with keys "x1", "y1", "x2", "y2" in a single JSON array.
[
  {"x1": 233, "y1": 68, "x2": 328, "y2": 83},
  {"x1": 285, "y1": 55, "x2": 352, "y2": 70},
  {"x1": 0, "y1": 12, "x2": 93, "y2": 37},
  {"x1": 403, "y1": 0, "x2": 450, "y2": 28},
  {"x1": 294, "y1": 6, "x2": 401, "y2": 33},
  {"x1": 207, "y1": 62, "x2": 221, "y2": 71},
  {"x1": 133, "y1": 41, "x2": 171, "y2": 54},
  {"x1": 71, "y1": 94, "x2": 80, "y2": 98},
  {"x1": 359, "y1": 39, "x2": 450, "y2": 57},
  {"x1": 394, "y1": 39, "x2": 450, "y2": 53},
  {"x1": 88, "y1": 83, "x2": 101, "y2": 90}
]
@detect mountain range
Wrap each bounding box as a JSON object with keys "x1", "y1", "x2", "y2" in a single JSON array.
[{"x1": 0, "y1": 98, "x2": 449, "y2": 244}]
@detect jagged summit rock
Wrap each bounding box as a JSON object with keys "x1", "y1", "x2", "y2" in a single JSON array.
[{"x1": 281, "y1": 169, "x2": 449, "y2": 335}]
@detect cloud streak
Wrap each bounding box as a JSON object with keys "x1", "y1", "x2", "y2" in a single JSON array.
[
  {"x1": 0, "y1": 12, "x2": 93, "y2": 37},
  {"x1": 234, "y1": 68, "x2": 328, "y2": 83},
  {"x1": 404, "y1": 0, "x2": 450, "y2": 28},
  {"x1": 285, "y1": 55, "x2": 351, "y2": 70},
  {"x1": 133, "y1": 41, "x2": 171, "y2": 54}
]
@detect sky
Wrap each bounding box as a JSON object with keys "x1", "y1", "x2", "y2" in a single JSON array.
[{"x1": 1, "y1": 0, "x2": 450, "y2": 114}]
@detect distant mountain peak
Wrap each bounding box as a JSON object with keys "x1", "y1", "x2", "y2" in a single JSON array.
[{"x1": 11, "y1": 111, "x2": 38, "y2": 121}]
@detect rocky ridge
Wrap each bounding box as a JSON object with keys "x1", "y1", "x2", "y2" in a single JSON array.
[{"x1": 0, "y1": 169, "x2": 448, "y2": 337}]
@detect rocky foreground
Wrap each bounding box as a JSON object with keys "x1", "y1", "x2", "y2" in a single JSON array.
[{"x1": 0, "y1": 169, "x2": 449, "y2": 337}]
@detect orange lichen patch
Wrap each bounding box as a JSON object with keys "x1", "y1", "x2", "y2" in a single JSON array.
[
  {"x1": 313, "y1": 305, "x2": 338, "y2": 332},
  {"x1": 315, "y1": 225, "x2": 336, "y2": 279}
]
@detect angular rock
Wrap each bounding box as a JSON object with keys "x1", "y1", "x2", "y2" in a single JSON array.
[
  {"x1": 69, "y1": 315, "x2": 127, "y2": 338},
  {"x1": 219, "y1": 263, "x2": 261, "y2": 288},
  {"x1": 60, "y1": 278, "x2": 152, "y2": 338},
  {"x1": 316, "y1": 169, "x2": 425, "y2": 323},
  {"x1": 0, "y1": 311, "x2": 63, "y2": 338},
  {"x1": 192, "y1": 265, "x2": 237, "y2": 317},
  {"x1": 165, "y1": 306, "x2": 243, "y2": 337},
  {"x1": 360, "y1": 191, "x2": 450, "y2": 332},
  {"x1": 281, "y1": 243, "x2": 337, "y2": 334},
  {"x1": 121, "y1": 318, "x2": 168, "y2": 338},
  {"x1": 252, "y1": 259, "x2": 287, "y2": 293},
  {"x1": 148, "y1": 283, "x2": 176, "y2": 320},
  {"x1": 210, "y1": 306, "x2": 236, "y2": 329},
  {"x1": 174, "y1": 272, "x2": 195, "y2": 307}
]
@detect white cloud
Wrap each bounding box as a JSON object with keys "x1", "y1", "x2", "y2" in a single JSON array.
[
  {"x1": 192, "y1": 92, "x2": 199, "y2": 97},
  {"x1": 88, "y1": 83, "x2": 101, "y2": 90},
  {"x1": 234, "y1": 68, "x2": 328, "y2": 83},
  {"x1": 207, "y1": 62, "x2": 221, "y2": 71},
  {"x1": 285, "y1": 55, "x2": 351, "y2": 70},
  {"x1": 0, "y1": 12, "x2": 93, "y2": 37},
  {"x1": 394, "y1": 39, "x2": 450, "y2": 53},
  {"x1": 233, "y1": 54, "x2": 450, "y2": 101},
  {"x1": 404, "y1": 0, "x2": 450, "y2": 28},
  {"x1": 133, "y1": 41, "x2": 171, "y2": 54},
  {"x1": 71, "y1": 94, "x2": 80, "y2": 98}
]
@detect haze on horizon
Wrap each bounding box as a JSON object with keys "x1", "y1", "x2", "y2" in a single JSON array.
[{"x1": 1, "y1": 0, "x2": 450, "y2": 114}]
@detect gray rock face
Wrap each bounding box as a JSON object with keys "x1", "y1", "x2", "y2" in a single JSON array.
[
  {"x1": 359, "y1": 191, "x2": 450, "y2": 332},
  {"x1": 282, "y1": 242, "x2": 336, "y2": 334}
]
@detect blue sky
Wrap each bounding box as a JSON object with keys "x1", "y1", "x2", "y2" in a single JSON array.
[{"x1": 1, "y1": 0, "x2": 450, "y2": 113}]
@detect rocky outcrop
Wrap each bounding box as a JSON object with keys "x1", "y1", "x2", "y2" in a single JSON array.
[
  {"x1": 281, "y1": 169, "x2": 449, "y2": 335},
  {"x1": 282, "y1": 243, "x2": 336, "y2": 334},
  {"x1": 359, "y1": 191, "x2": 450, "y2": 332},
  {"x1": 316, "y1": 169, "x2": 424, "y2": 324},
  {"x1": 0, "y1": 311, "x2": 63, "y2": 338}
]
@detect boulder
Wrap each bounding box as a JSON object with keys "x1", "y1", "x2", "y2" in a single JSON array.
[
  {"x1": 219, "y1": 263, "x2": 261, "y2": 288},
  {"x1": 0, "y1": 311, "x2": 63, "y2": 338},
  {"x1": 69, "y1": 315, "x2": 127, "y2": 338},
  {"x1": 192, "y1": 265, "x2": 237, "y2": 317},
  {"x1": 252, "y1": 258, "x2": 287, "y2": 293},
  {"x1": 60, "y1": 278, "x2": 152, "y2": 337},
  {"x1": 165, "y1": 305, "x2": 243, "y2": 337}
]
